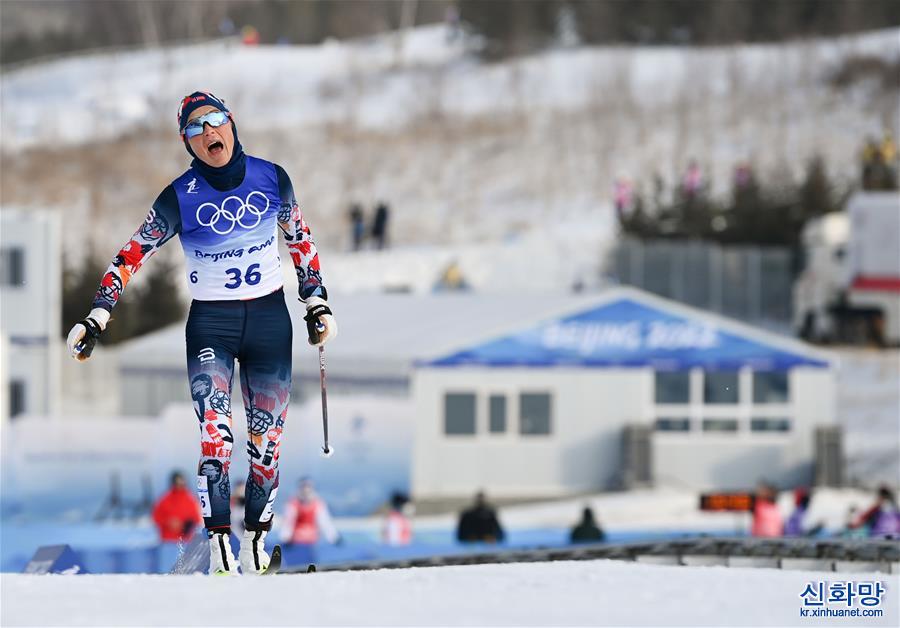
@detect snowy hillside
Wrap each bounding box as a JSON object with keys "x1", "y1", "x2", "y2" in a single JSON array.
[
  {"x1": 2, "y1": 560, "x2": 897, "y2": 627},
  {"x1": 1, "y1": 26, "x2": 897, "y2": 262}
]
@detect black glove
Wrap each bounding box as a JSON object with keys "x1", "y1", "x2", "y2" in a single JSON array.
[
  {"x1": 302, "y1": 296, "x2": 337, "y2": 346},
  {"x1": 68, "y1": 317, "x2": 103, "y2": 360}
]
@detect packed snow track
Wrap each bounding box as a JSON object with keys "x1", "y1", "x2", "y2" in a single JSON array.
[{"x1": 2, "y1": 559, "x2": 898, "y2": 626}]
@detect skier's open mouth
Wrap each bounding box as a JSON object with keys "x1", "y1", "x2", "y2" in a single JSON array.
[{"x1": 207, "y1": 140, "x2": 224, "y2": 156}]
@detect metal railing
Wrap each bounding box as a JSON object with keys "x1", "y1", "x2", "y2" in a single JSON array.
[
  {"x1": 609, "y1": 238, "x2": 795, "y2": 329},
  {"x1": 280, "y1": 537, "x2": 900, "y2": 575}
]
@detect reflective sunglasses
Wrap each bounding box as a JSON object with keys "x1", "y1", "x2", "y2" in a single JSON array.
[{"x1": 181, "y1": 110, "x2": 231, "y2": 139}]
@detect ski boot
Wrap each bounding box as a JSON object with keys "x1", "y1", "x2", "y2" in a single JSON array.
[
  {"x1": 208, "y1": 530, "x2": 238, "y2": 576},
  {"x1": 240, "y1": 529, "x2": 275, "y2": 575}
]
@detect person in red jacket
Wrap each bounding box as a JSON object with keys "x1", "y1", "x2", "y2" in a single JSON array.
[
  {"x1": 382, "y1": 492, "x2": 413, "y2": 546},
  {"x1": 280, "y1": 477, "x2": 341, "y2": 564},
  {"x1": 751, "y1": 482, "x2": 784, "y2": 538},
  {"x1": 152, "y1": 471, "x2": 203, "y2": 543}
]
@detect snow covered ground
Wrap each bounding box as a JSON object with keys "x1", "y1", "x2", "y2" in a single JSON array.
[{"x1": 2, "y1": 560, "x2": 897, "y2": 627}]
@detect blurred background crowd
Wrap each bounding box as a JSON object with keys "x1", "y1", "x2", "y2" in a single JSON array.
[{"x1": 0, "y1": 0, "x2": 898, "y2": 574}]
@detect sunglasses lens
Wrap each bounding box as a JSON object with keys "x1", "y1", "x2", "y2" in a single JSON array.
[
  {"x1": 182, "y1": 111, "x2": 229, "y2": 138},
  {"x1": 183, "y1": 123, "x2": 204, "y2": 139}
]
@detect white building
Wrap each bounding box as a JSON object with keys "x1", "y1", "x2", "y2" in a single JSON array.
[
  {"x1": 0, "y1": 210, "x2": 62, "y2": 419},
  {"x1": 412, "y1": 288, "x2": 835, "y2": 498}
]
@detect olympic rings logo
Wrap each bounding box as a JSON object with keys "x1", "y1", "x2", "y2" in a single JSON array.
[{"x1": 196, "y1": 191, "x2": 269, "y2": 235}]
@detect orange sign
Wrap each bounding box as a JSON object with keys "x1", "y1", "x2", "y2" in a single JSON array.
[{"x1": 699, "y1": 493, "x2": 755, "y2": 512}]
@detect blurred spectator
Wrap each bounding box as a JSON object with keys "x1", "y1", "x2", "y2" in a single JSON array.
[
  {"x1": 218, "y1": 17, "x2": 236, "y2": 37},
  {"x1": 840, "y1": 506, "x2": 869, "y2": 539},
  {"x1": 151, "y1": 471, "x2": 202, "y2": 543},
  {"x1": 784, "y1": 487, "x2": 809, "y2": 537},
  {"x1": 861, "y1": 133, "x2": 897, "y2": 190},
  {"x1": 280, "y1": 478, "x2": 342, "y2": 563},
  {"x1": 230, "y1": 480, "x2": 246, "y2": 532},
  {"x1": 613, "y1": 177, "x2": 634, "y2": 221},
  {"x1": 881, "y1": 130, "x2": 898, "y2": 189},
  {"x1": 457, "y1": 491, "x2": 505, "y2": 543},
  {"x1": 861, "y1": 136, "x2": 879, "y2": 186},
  {"x1": 348, "y1": 203, "x2": 365, "y2": 251},
  {"x1": 751, "y1": 482, "x2": 784, "y2": 538},
  {"x1": 371, "y1": 201, "x2": 390, "y2": 250},
  {"x1": 850, "y1": 485, "x2": 900, "y2": 537},
  {"x1": 434, "y1": 260, "x2": 470, "y2": 292},
  {"x1": 881, "y1": 130, "x2": 896, "y2": 164},
  {"x1": 732, "y1": 161, "x2": 760, "y2": 217},
  {"x1": 784, "y1": 487, "x2": 824, "y2": 537},
  {"x1": 570, "y1": 506, "x2": 606, "y2": 544},
  {"x1": 382, "y1": 492, "x2": 413, "y2": 546},
  {"x1": 445, "y1": 2, "x2": 461, "y2": 42},
  {"x1": 733, "y1": 161, "x2": 754, "y2": 190},
  {"x1": 241, "y1": 25, "x2": 260, "y2": 46},
  {"x1": 681, "y1": 160, "x2": 704, "y2": 199}
]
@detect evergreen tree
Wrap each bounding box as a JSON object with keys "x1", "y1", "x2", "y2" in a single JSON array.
[
  {"x1": 131, "y1": 255, "x2": 185, "y2": 337},
  {"x1": 800, "y1": 155, "x2": 837, "y2": 222}
]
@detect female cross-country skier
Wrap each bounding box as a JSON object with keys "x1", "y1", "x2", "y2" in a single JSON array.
[{"x1": 65, "y1": 91, "x2": 337, "y2": 575}]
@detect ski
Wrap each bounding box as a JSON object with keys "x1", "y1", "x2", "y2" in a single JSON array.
[{"x1": 261, "y1": 545, "x2": 282, "y2": 576}]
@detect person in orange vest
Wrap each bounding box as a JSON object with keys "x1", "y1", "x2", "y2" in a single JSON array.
[
  {"x1": 280, "y1": 477, "x2": 341, "y2": 563},
  {"x1": 241, "y1": 25, "x2": 260, "y2": 46},
  {"x1": 751, "y1": 482, "x2": 784, "y2": 538},
  {"x1": 382, "y1": 492, "x2": 413, "y2": 546},
  {"x1": 152, "y1": 471, "x2": 203, "y2": 543}
]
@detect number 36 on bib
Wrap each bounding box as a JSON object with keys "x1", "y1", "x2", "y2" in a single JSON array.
[{"x1": 224, "y1": 263, "x2": 262, "y2": 289}]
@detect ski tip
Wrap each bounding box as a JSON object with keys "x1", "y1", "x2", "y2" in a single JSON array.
[{"x1": 262, "y1": 545, "x2": 282, "y2": 576}]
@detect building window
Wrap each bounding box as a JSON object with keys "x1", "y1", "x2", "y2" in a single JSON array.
[
  {"x1": 489, "y1": 394, "x2": 506, "y2": 433},
  {"x1": 520, "y1": 392, "x2": 551, "y2": 435},
  {"x1": 444, "y1": 393, "x2": 476, "y2": 435},
  {"x1": 751, "y1": 418, "x2": 791, "y2": 432},
  {"x1": 655, "y1": 371, "x2": 690, "y2": 404},
  {"x1": 9, "y1": 380, "x2": 26, "y2": 418},
  {"x1": 0, "y1": 248, "x2": 25, "y2": 286},
  {"x1": 655, "y1": 417, "x2": 690, "y2": 432},
  {"x1": 702, "y1": 418, "x2": 739, "y2": 433},
  {"x1": 753, "y1": 371, "x2": 789, "y2": 404},
  {"x1": 704, "y1": 371, "x2": 739, "y2": 404}
]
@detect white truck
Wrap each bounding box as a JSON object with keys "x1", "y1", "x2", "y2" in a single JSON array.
[{"x1": 793, "y1": 191, "x2": 900, "y2": 345}]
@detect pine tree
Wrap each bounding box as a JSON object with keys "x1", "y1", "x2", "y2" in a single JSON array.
[{"x1": 131, "y1": 255, "x2": 185, "y2": 337}]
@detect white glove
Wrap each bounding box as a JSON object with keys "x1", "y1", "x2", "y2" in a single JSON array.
[
  {"x1": 303, "y1": 297, "x2": 338, "y2": 346},
  {"x1": 66, "y1": 308, "x2": 110, "y2": 361}
]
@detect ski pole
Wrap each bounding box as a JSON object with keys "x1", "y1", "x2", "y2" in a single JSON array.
[{"x1": 316, "y1": 322, "x2": 333, "y2": 457}]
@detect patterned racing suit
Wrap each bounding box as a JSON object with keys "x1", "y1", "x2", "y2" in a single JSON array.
[{"x1": 92, "y1": 155, "x2": 324, "y2": 534}]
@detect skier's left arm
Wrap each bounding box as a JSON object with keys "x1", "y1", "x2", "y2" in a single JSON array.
[{"x1": 274, "y1": 164, "x2": 337, "y2": 346}]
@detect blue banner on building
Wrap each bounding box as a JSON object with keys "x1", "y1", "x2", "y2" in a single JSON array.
[{"x1": 426, "y1": 297, "x2": 828, "y2": 371}]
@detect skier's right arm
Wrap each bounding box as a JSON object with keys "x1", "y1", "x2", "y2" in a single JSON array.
[{"x1": 66, "y1": 186, "x2": 181, "y2": 361}]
